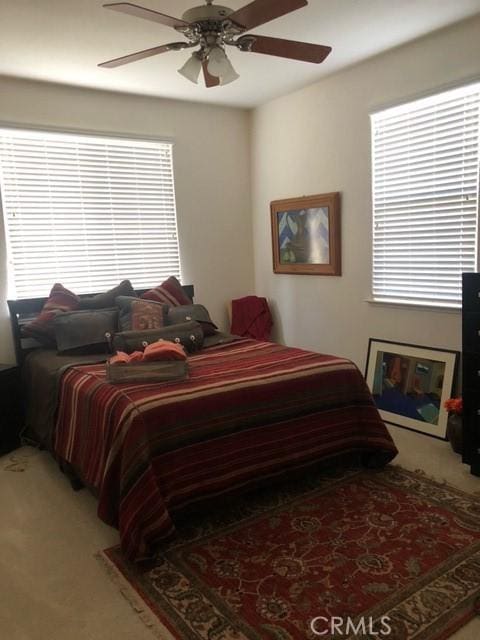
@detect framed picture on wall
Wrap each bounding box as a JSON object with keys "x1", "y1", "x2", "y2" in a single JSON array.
[
  {"x1": 270, "y1": 192, "x2": 341, "y2": 275},
  {"x1": 365, "y1": 338, "x2": 459, "y2": 439}
]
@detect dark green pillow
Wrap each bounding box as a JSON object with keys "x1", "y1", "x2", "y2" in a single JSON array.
[
  {"x1": 167, "y1": 304, "x2": 217, "y2": 336},
  {"x1": 54, "y1": 308, "x2": 118, "y2": 354},
  {"x1": 80, "y1": 280, "x2": 136, "y2": 310},
  {"x1": 112, "y1": 321, "x2": 204, "y2": 354}
]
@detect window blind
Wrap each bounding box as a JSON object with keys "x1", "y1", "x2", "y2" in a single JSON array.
[
  {"x1": 371, "y1": 82, "x2": 480, "y2": 308},
  {"x1": 0, "y1": 128, "x2": 181, "y2": 298}
]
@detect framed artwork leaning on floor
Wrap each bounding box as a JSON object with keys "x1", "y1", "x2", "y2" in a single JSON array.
[{"x1": 365, "y1": 338, "x2": 459, "y2": 439}]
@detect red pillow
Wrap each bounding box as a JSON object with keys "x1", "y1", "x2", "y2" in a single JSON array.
[
  {"x1": 22, "y1": 283, "x2": 80, "y2": 346},
  {"x1": 142, "y1": 276, "x2": 192, "y2": 307}
]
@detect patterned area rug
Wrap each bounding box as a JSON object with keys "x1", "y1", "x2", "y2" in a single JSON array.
[{"x1": 100, "y1": 465, "x2": 480, "y2": 640}]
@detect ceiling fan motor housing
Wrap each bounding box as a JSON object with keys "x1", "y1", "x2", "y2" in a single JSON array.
[{"x1": 181, "y1": 4, "x2": 235, "y2": 25}]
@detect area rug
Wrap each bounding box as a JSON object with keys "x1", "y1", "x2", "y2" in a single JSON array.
[{"x1": 99, "y1": 465, "x2": 480, "y2": 640}]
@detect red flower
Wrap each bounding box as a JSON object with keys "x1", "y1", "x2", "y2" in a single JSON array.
[{"x1": 444, "y1": 397, "x2": 462, "y2": 415}]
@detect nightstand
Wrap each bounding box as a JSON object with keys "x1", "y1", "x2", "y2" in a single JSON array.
[{"x1": 0, "y1": 364, "x2": 23, "y2": 456}]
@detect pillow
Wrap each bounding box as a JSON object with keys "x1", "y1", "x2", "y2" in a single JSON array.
[
  {"x1": 167, "y1": 304, "x2": 217, "y2": 336},
  {"x1": 112, "y1": 321, "x2": 204, "y2": 354},
  {"x1": 54, "y1": 308, "x2": 118, "y2": 354},
  {"x1": 80, "y1": 280, "x2": 136, "y2": 309},
  {"x1": 141, "y1": 276, "x2": 192, "y2": 306},
  {"x1": 22, "y1": 283, "x2": 80, "y2": 347},
  {"x1": 116, "y1": 296, "x2": 168, "y2": 332}
]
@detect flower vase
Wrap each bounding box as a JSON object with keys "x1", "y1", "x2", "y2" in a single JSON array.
[{"x1": 446, "y1": 413, "x2": 463, "y2": 454}]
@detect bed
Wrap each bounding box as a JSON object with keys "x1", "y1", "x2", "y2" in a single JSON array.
[{"x1": 8, "y1": 286, "x2": 398, "y2": 561}]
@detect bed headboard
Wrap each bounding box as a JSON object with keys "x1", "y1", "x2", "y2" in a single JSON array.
[{"x1": 7, "y1": 284, "x2": 195, "y2": 366}]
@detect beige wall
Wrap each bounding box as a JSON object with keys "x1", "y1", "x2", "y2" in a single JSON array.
[
  {"x1": 1, "y1": 15, "x2": 479, "y2": 367},
  {"x1": 0, "y1": 77, "x2": 253, "y2": 363},
  {"x1": 251, "y1": 16, "x2": 480, "y2": 371}
]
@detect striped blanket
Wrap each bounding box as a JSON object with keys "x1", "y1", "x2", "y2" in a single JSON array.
[{"x1": 54, "y1": 339, "x2": 397, "y2": 560}]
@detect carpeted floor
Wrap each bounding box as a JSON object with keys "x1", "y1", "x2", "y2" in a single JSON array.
[{"x1": 0, "y1": 426, "x2": 479, "y2": 640}]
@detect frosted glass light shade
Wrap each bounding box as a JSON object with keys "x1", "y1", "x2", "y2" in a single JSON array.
[
  {"x1": 207, "y1": 47, "x2": 230, "y2": 77},
  {"x1": 220, "y1": 58, "x2": 240, "y2": 85},
  {"x1": 178, "y1": 55, "x2": 202, "y2": 84}
]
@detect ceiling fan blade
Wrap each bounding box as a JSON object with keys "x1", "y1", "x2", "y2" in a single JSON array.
[
  {"x1": 103, "y1": 2, "x2": 190, "y2": 29},
  {"x1": 229, "y1": 0, "x2": 308, "y2": 30},
  {"x1": 240, "y1": 35, "x2": 331, "y2": 63},
  {"x1": 202, "y1": 62, "x2": 220, "y2": 88},
  {"x1": 98, "y1": 44, "x2": 175, "y2": 68}
]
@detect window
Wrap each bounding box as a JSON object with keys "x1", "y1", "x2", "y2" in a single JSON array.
[
  {"x1": 371, "y1": 83, "x2": 480, "y2": 308},
  {"x1": 0, "y1": 128, "x2": 181, "y2": 298}
]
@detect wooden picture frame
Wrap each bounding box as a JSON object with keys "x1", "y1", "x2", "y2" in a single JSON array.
[
  {"x1": 365, "y1": 338, "x2": 459, "y2": 440},
  {"x1": 270, "y1": 192, "x2": 341, "y2": 275}
]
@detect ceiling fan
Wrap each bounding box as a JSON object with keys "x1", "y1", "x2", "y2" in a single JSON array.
[{"x1": 98, "y1": 0, "x2": 332, "y2": 87}]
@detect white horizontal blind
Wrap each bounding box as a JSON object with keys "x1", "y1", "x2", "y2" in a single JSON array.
[
  {"x1": 371, "y1": 83, "x2": 480, "y2": 308},
  {"x1": 0, "y1": 128, "x2": 181, "y2": 298}
]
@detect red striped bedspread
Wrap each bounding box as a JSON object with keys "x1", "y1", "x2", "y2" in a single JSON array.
[{"x1": 54, "y1": 339, "x2": 397, "y2": 560}]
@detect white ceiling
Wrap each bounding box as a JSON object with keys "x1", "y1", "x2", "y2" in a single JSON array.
[{"x1": 1, "y1": 0, "x2": 480, "y2": 108}]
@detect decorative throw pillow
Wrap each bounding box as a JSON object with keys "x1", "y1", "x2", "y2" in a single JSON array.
[
  {"x1": 167, "y1": 304, "x2": 218, "y2": 336},
  {"x1": 54, "y1": 308, "x2": 119, "y2": 354},
  {"x1": 116, "y1": 296, "x2": 168, "y2": 332},
  {"x1": 112, "y1": 321, "x2": 204, "y2": 354},
  {"x1": 141, "y1": 276, "x2": 192, "y2": 307},
  {"x1": 22, "y1": 283, "x2": 80, "y2": 347},
  {"x1": 79, "y1": 280, "x2": 136, "y2": 309}
]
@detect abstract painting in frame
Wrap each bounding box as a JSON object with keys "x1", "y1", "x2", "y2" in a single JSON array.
[
  {"x1": 270, "y1": 192, "x2": 341, "y2": 275},
  {"x1": 365, "y1": 338, "x2": 459, "y2": 439}
]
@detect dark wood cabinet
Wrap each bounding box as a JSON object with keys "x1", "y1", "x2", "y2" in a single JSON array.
[
  {"x1": 0, "y1": 364, "x2": 23, "y2": 456},
  {"x1": 462, "y1": 273, "x2": 480, "y2": 476}
]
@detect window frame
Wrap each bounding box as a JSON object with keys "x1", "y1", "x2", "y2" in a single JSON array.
[
  {"x1": 0, "y1": 124, "x2": 182, "y2": 299},
  {"x1": 370, "y1": 81, "x2": 480, "y2": 310}
]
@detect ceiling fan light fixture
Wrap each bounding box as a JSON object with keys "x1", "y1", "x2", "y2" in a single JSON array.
[
  {"x1": 178, "y1": 53, "x2": 202, "y2": 84},
  {"x1": 100, "y1": 1, "x2": 332, "y2": 89},
  {"x1": 219, "y1": 58, "x2": 240, "y2": 85},
  {"x1": 206, "y1": 46, "x2": 230, "y2": 77}
]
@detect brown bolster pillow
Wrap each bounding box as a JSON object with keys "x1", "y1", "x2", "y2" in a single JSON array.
[{"x1": 112, "y1": 321, "x2": 204, "y2": 354}]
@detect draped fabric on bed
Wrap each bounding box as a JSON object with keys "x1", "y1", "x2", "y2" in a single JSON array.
[{"x1": 53, "y1": 338, "x2": 398, "y2": 561}]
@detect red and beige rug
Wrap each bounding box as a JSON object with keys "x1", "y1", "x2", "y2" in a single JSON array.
[{"x1": 100, "y1": 465, "x2": 480, "y2": 640}]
